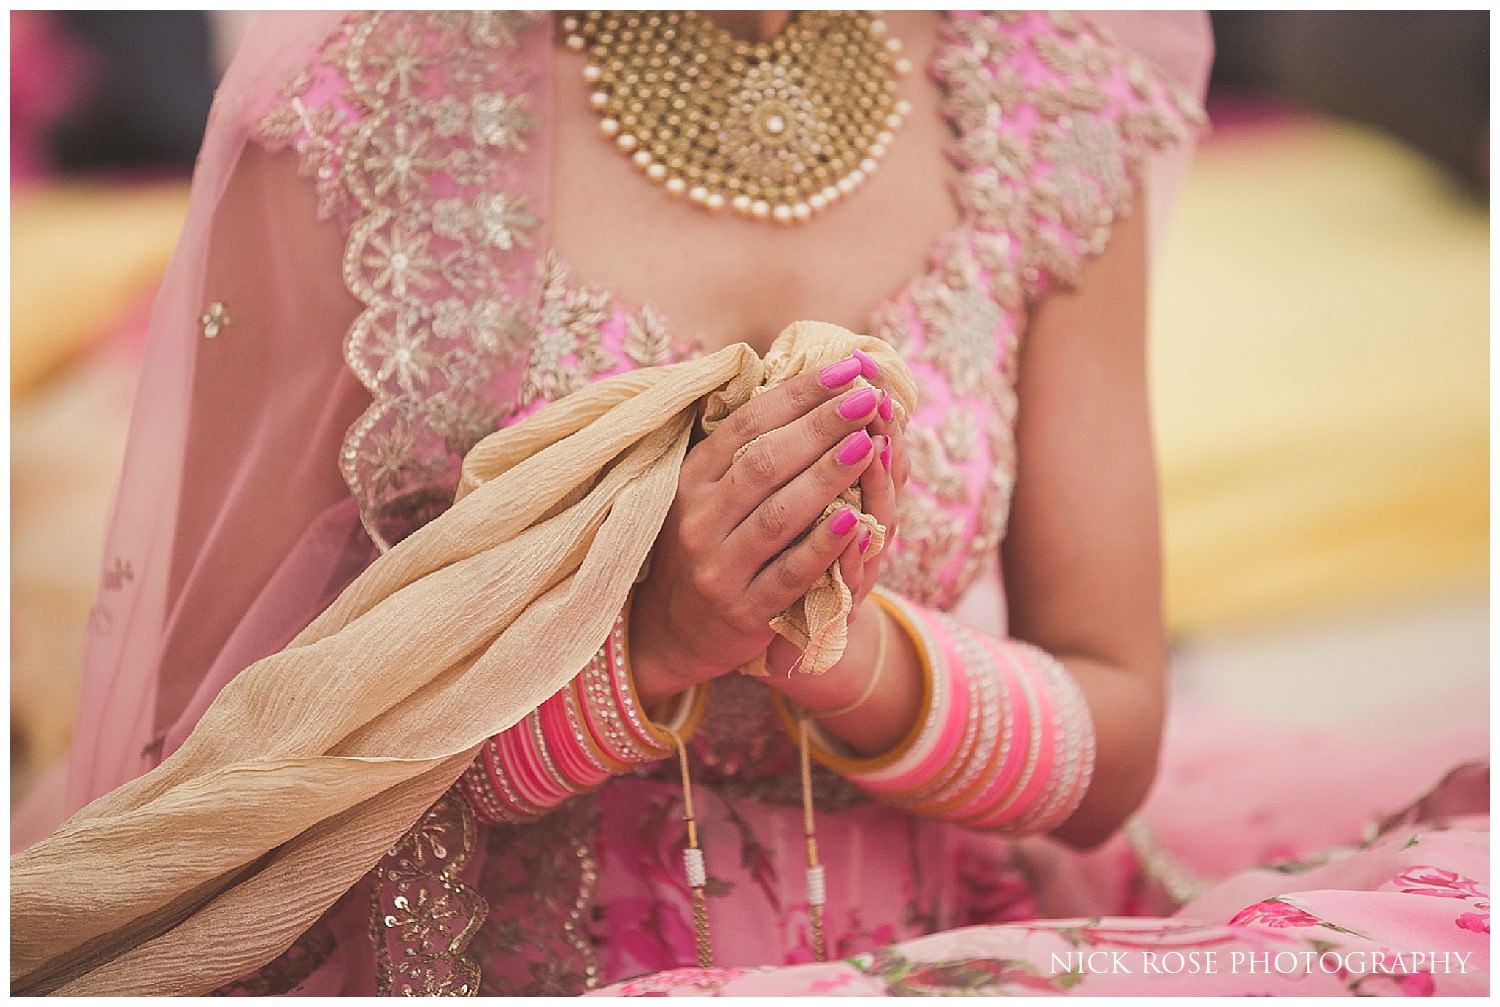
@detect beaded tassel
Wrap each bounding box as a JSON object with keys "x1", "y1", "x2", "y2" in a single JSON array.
[
  {"x1": 797, "y1": 714, "x2": 828, "y2": 962},
  {"x1": 665, "y1": 726, "x2": 713, "y2": 968}
]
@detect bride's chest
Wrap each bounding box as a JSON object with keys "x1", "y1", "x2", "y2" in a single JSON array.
[{"x1": 546, "y1": 12, "x2": 959, "y2": 355}]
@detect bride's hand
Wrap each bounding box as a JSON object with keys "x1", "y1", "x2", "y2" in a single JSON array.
[
  {"x1": 765, "y1": 376, "x2": 909, "y2": 678},
  {"x1": 629, "y1": 353, "x2": 887, "y2": 704}
]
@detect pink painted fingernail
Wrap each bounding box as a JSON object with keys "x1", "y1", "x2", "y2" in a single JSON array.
[
  {"x1": 836, "y1": 430, "x2": 873, "y2": 465},
  {"x1": 878, "y1": 391, "x2": 894, "y2": 422},
  {"x1": 858, "y1": 531, "x2": 872, "y2": 553},
  {"x1": 880, "y1": 442, "x2": 893, "y2": 470},
  {"x1": 819, "y1": 356, "x2": 862, "y2": 389},
  {"x1": 852, "y1": 348, "x2": 881, "y2": 380},
  {"x1": 837, "y1": 387, "x2": 879, "y2": 420},
  {"x1": 830, "y1": 507, "x2": 858, "y2": 536}
]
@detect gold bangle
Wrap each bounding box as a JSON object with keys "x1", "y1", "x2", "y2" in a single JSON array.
[{"x1": 811, "y1": 604, "x2": 890, "y2": 719}]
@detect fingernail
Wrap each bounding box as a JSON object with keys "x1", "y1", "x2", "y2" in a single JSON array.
[
  {"x1": 880, "y1": 442, "x2": 893, "y2": 470},
  {"x1": 830, "y1": 507, "x2": 858, "y2": 536},
  {"x1": 819, "y1": 356, "x2": 862, "y2": 389},
  {"x1": 836, "y1": 430, "x2": 873, "y2": 465},
  {"x1": 858, "y1": 531, "x2": 872, "y2": 553},
  {"x1": 852, "y1": 348, "x2": 881, "y2": 380},
  {"x1": 878, "y1": 391, "x2": 894, "y2": 422},
  {"x1": 837, "y1": 387, "x2": 879, "y2": 420}
]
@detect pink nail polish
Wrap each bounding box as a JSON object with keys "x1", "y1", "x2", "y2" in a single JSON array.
[
  {"x1": 836, "y1": 430, "x2": 873, "y2": 465},
  {"x1": 880, "y1": 442, "x2": 892, "y2": 470},
  {"x1": 858, "y1": 531, "x2": 872, "y2": 553},
  {"x1": 830, "y1": 508, "x2": 858, "y2": 536},
  {"x1": 837, "y1": 387, "x2": 878, "y2": 420},
  {"x1": 878, "y1": 391, "x2": 894, "y2": 422},
  {"x1": 819, "y1": 356, "x2": 861, "y2": 389},
  {"x1": 852, "y1": 348, "x2": 881, "y2": 380}
]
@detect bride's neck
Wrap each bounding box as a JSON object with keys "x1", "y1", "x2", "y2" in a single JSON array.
[{"x1": 701, "y1": 11, "x2": 791, "y2": 43}]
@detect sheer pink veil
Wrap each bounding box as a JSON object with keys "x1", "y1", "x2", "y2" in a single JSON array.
[
  {"x1": 25, "y1": 11, "x2": 1206, "y2": 851},
  {"x1": 28, "y1": 12, "x2": 556, "y2": 844}
]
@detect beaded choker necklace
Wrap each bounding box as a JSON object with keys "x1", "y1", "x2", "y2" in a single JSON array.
[{"x1": 563, "y1": 11, "x2": 913, "y2": 224}]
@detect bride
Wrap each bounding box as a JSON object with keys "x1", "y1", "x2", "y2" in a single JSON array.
[{"x1": 12, "y1": 12, "x2": 1486, "y2": 997}]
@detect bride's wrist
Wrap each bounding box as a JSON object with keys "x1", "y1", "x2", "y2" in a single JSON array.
[
  {"x1": 628, "y1": 600, "x2": 713, "y2": 709},
  {"x1": 763, "y1": 598, "x2": 885, "y2": 715}
]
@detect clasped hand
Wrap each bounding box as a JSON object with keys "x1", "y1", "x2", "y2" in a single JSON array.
[{"x1": 631, "y1": 350, "x2": 910, "y2": 705}]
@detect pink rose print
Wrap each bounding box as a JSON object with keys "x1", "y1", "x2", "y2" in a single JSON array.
[
  {"x1": 1393, "y1": 866, "x2": 1487, "y2": 899},
  {"x1": 1455, "y1": 911, "x2": 1489, "y2": 935},
  {"x1": 1394, "y1": 971, "x2": 1437, "y2": 997},
  {"x1": 1229, "y1": 899, "x2": 1321, "y2": 929}
]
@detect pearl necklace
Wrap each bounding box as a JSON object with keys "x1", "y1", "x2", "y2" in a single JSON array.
[{"x1": 564, "y1": 11, "x2": 913, "y2": 224}]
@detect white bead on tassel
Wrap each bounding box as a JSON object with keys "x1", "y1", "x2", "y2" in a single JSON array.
[{"x1": 683, "y1": 847, "x2": 707, "y2": 889}]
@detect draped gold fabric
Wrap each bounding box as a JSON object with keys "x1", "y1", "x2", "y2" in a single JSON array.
[{"x1": 11, "y1": 322, "x2": 916, "y2": 996}]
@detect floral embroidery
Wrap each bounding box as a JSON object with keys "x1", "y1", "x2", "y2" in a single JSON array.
[
  {"x1": 622, "y1": 304, "x2": 673, "y2": 368},
  {"x1": 521, "y1": 252, "x2": 618, "y2": 407},
  {"x1": 251, "y1": 11, "x2": 547, "y2": 551},
  {"x1": 467, "y1": 800, "x2": 603, "y2": 994},
  {"x1": 371, "y1": 792, "x2": 486, "y2": 996}
]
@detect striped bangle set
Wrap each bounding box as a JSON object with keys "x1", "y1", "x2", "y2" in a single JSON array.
[
  {"x1": 782, "y1": 590, "x2": 1096, "y2": 834},
  {"x1": 459, "y1": 609, "x2": 705, "y2": 825}
]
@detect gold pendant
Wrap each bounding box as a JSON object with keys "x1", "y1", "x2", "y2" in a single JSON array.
[{"x1": 565, "y1": 11, "x2": 913, "y2": 224}]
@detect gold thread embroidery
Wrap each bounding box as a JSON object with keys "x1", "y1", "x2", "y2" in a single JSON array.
[
  {"x1": 251, "y1": 12, "x2": 546, "y2": 552},
  {"x1": 371, "y1": 792, "x2": 486, "y2": 996}
]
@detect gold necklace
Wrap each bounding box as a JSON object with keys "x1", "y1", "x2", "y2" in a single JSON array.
[{"x1": 564, "y1": 11, "x2": 913, "y2": 224}]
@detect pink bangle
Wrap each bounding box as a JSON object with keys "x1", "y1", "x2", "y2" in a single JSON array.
[
  {"x1": 920, "y1": 623, "x2": 1013, "y2": 818},
  {"x1": 604, "y1": 615, "x2": 675, "y2": 759},
  {"x1": 948, "y1": 633, "x2": 1032, "y2": 820},
  {"x1": 1015, "y1": 651, "x2": 1095, "y2": 831},
  {"x1": 847, "y1": 600, "x2": 966, "y2": 792},
  {"x1": 459, "y1": 754, "x2": 523, "y2": 825},
  {"x1": 495, "y1": 726, "x2": 559, "y2": 809},
  {"x1": 479, "y1": 737, "x2": 546, "y2": 820},
  {"x1": 539, "y1": 691, "x2": 611, "y2": 788},
  {"x1": 971, "y1": 646, "x2": 1057, "y2": 829},
  {"x1": 781, "y1": 590, "x2": 1097, "y2": 837}
]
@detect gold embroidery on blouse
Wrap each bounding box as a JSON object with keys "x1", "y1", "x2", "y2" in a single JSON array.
[
  {"x1": 904, "y1": 425, "x2": 970, "y2": 506},
  {"x1": 521, "y1": 252, "x2": 618, "y2": 406},
  {"x1": 622, "y1": 304, "x2": 673, "y2": 368},
  {"x1": 909, "y1": 238, "x2": 1007, "y2": 403},
  {"x1": 371, "y1": 792, "x2": 486, "y2": 996},
  {"x1": 252, "y1": 12, "x2": 546, "y2": 551}
]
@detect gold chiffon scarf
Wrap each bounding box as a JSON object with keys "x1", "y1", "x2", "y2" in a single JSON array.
[{"x1": 11, "y1": 321, "x2": 915, "y2": 996}]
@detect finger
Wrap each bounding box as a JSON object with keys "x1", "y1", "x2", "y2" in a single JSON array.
[
  {"x1": 692, "y1": 354, "x2": 869, "y2": 480},
  {"x1": 860, "y1": 435, "x2": 897, "y2": 540},
  {"x1": 866, "y1": 392, "x2": 909, "y2": 491},
  {"x1": 837, "y1": 535, "x2": 864, "y2": 604},
  {"x1": 710, "y1": 384, "x2": 882, "y2": 534},
  {"x1": 724, "y1": 429, "x2": 876, "y2": 569},
  {"x1": 747, "y1": 504, "x2": 863, "y2": 617}
]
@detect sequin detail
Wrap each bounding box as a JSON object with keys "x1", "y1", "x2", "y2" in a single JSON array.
[
  {"x1": 200, "y1": 302, "x2": 231, "y2": 339},
  {"x1": 370, "y1": 793, "x2": 486, "y2": 996}
]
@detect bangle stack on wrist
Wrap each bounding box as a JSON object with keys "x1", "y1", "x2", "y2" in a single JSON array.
[
  {"x1": 776, "y1": 590, "x2": 1096, "y2": 835},
  {"x1": 460, "y1": 605, "x2": 705, "y2": 825}
]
